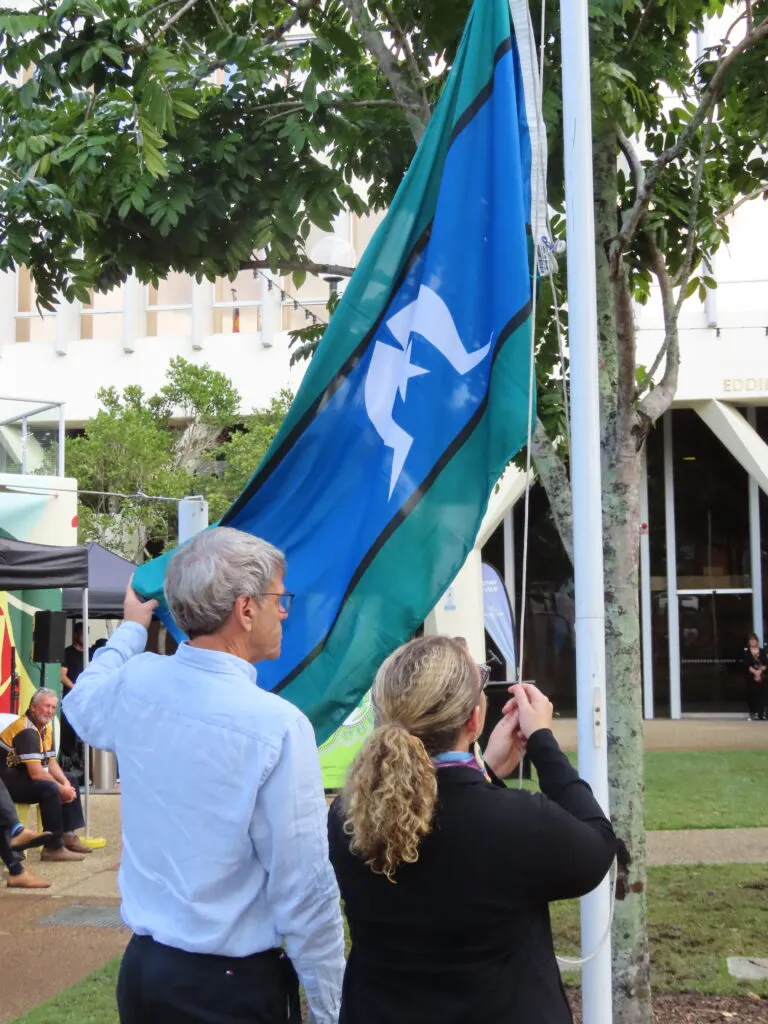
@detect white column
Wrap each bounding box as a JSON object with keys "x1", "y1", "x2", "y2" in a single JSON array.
[
  {"x1": 0, "y1": 270, "x2": 15, "y2": 354},
  {"x1": 639, "y1": 448, "x2": 654, "y2": 718},
  {"x1": 54, "y1": 296, "x2": 80, "y2": 356},
  {"x1": 423, "y1": 548, "x2": 486, "y2": 662},
  {"x1": 260, "y1": 271, "x2": 279, "y2": 349},
  {"x1": 191, "y1": 279, "x2": 213, "y2": 351},
  {"x1": 559, "y1": 3, "x2": 612, "y2": 1014},
  {"x1": 122, "y1": 274, "x2": 146, "y2": 354},
  {"x1": 747, "y1": 407, "x2": 763, "y2": 641},
  {"x1": 663, "y1": 412, "x2": 681, "y2": 718}
]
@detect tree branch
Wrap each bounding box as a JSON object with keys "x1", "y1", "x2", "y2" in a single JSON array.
[
  {"x1": 205, "y1": 0, "x2": 229, "y2": 34},
  {"x1": 715, "y1": 185, "x2": 768, "y2": 225},
  {"x1": 243, "y1": 257, "x2": 355, "y2": 278},
  {"x1": 636, "y1": 237, "x2": 679, "y2": 425},
  {"x1": 530, "y1": 418, "x2": 573, "y2": 565},
  {"x1": 611, "y1": 15, "x2": 768, "y2": 259},
  {"x1": 672, "y1": 111, "x2": 714, "y2": 320},
  {"x1": 626, "y1": 0, "x2": 657, "y2": 53},
  {"x1": 156, "y1": 0, "x2": 199, "y2": 37},
  {"x1": 257, "y1": 98, "x2": 404, "y2": 125},
  {"x1": 263, "y1": 0, "x2": 319, "y2": 46},
  {"x1": 617, "y1": 127, "x2": 645, "y2": 197},
  {"x1": 339, "y1": 0, "x2": 430, "y2": 143},
  {"x1": 380, "y1": 3, "x2": 427, "y2": 117}
]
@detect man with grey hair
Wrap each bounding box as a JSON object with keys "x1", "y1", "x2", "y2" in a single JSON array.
[
  {"x1": 0, "y1": 688, "x2": 88, "y2": 860},
  {"x1": 63, "y1": 526, "x2": 345, "y2": 1024}
]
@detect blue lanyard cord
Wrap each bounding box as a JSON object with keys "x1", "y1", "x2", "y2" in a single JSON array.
[{"x1": 432, "y1": 751, "x2": 490, "y2": 780}]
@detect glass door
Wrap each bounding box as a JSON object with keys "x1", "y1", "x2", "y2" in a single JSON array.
[{"x1": 679, "y1": 591, "x2": 751, "y2": 713}]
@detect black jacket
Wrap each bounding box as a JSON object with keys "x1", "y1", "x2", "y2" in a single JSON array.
[{"x1": 328, "y1": 728, "x2": 616, "y2": 1024}]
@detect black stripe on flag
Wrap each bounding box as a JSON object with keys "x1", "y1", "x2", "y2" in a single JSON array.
[{"x1": 273, "y1": 296, "x2": 533, "y2": 694}]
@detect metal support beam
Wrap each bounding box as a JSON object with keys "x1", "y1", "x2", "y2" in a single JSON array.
[
  {"x1": 639, "y1": 448, "x2": 654, "y2": 718},
  {"x1": 664, "y1": 412, "x2": 681, "y2": 719},
  {"x1": 747, "y1": 407, "x2": 763, "y2": 641}
]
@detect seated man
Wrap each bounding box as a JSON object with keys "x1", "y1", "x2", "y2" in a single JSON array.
[
  {"x1": 0, "y1": 688, "x2": 89, "y2": 861},
  {"x1": 0, "y1": 776, "x2": 51, "y2": 888}
]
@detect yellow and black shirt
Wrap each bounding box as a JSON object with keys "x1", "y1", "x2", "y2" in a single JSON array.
[{"x1": 0, "y1": 714, "x2": 55, "y2": 776}]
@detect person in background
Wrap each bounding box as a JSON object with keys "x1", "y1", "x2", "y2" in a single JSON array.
[
  {"x1": 63, "y1": 527, "x2": 345, "y2": 1024},
  {"x1": 742, "y1": 632, "x2": 767, "y2": 721},
  {"x1": 60, "y1": 622, "x2": 84, "y2": 772},
  {"x1": 0, "y1": 689, "x2": 89, "y2": 861},
  {"x1": 0, "y1": 775, "x2": 51, "y2": 889},
  {"x1": 329, "y1": 634, "x2": 616, "y2": 1024}
]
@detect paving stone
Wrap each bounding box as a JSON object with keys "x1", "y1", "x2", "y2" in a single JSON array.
[{"x1": 727, "y1": 956, "x2": 768, "y2": 981}]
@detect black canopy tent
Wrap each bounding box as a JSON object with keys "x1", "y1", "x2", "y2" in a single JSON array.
[
  {"x1": 62, "y1": 543, "x2": 135, "y2": 619},
  {"x1": 0, "y1": 535, "x2": 88, "y2": 590},
  {"x1": 0, "y1": 533, "x2": 96, "y2": 825}
]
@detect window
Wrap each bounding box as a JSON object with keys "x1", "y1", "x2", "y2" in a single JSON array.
[
  {"x1": 81, "y1": 286, "x2": 124, "y2": 341},
  {"x1": 147, "y1": 273, "x2": 193, "y2": 336},
  {"x1": 15, "y1": 269, "x2": 56, "y2": 343},
  {"x1": 213, "y1": 269, "x2": 261, "y2": 334}
]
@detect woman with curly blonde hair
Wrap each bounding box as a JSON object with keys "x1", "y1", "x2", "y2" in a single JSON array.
[{"x1": 328, "y1": 634, "x2": 616, "y2": 1024}]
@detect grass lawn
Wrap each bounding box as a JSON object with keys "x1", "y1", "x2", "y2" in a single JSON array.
[
  {"x1": 12, "y1": 864, "x2": 768, "y2": 1022},
  {"x1": 550, "y1": 862, "x2": 768, "y2": 997},
  {"x1": 516, "y1": 750, "x2": 768, "y2": 830}
]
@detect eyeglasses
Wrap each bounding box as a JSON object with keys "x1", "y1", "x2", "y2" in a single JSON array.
[
  {"x1": 477, "y1": 663, "x2": 491, "y2": 694},
  {"x1": 258, "y1": 592, "x2": 295, "y2": 612}
]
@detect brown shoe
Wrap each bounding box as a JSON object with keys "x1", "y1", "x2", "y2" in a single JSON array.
[
  {"x1": 40, "y1": 846, "x2": 86, "y2": 863},
  {"x1": 7, "y1": 868, "x2": 51, "y2": 889},
  {"x1": 10, "y1": 828, "x2": 53, "y2": 852},
  {"x1": 63, "y1": 834, "x2": 92, "y2": 855}
]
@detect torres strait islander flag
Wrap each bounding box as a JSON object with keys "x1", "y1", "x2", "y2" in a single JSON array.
[{"x1": 134, "y1": 0, "x2": 544, "y2": 743}]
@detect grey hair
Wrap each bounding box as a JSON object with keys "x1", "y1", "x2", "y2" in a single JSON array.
[
  {"x1": 30, "y1": 687, "x2": 58, "y2": 706},
  {"x1": 165, "y1": 526, "x2": 286, "y2": 637}
]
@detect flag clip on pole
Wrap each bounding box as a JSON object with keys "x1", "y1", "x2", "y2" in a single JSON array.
[{"x1": 560, "y1": 1, "x2": 613, "y2": 1021}]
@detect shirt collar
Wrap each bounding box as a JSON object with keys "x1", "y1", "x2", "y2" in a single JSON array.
[
  {"x1": 433, "y1": 751, "x2": 474, "y2": 764},
  {"x1": 174, "y1": 642, "x2": 258, "y2": 685}
]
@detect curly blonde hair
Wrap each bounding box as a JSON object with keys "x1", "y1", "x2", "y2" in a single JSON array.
[{"x1": 342, "y1": 635, "x2": 479, "y2": 881}]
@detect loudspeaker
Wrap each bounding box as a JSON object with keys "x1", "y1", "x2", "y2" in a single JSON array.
[{"x1": 32, "y1": 610, "x2": 67, "y2": 664}]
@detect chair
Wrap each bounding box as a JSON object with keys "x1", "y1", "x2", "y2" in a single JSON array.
[{"x1": 0, "y1": 711, "x2": 60, "y2": 831}]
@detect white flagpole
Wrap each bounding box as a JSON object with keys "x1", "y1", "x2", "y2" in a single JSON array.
[{"x1": 559, "y1": 2, "x2": 614, "y2": 1021}]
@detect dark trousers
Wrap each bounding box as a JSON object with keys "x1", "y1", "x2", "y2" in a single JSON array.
[
  {"x1": 117, "y1": 935, "x2": 301, "y2": 1024},
  {"x1": 0, "y1": 777, "x2": 22, "y2": 873},
  {"x1": 0, "y1": 770, "x2": 84, "y2": 848},
  {"x1": 60, "y1": 710, "x2": 80, "y2": 760},
  {"x1": 747, "y1": 679, "x2": 766, "y2": 718}
]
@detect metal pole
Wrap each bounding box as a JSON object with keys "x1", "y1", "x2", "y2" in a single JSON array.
[
  {"x1": 82, "y1": 588, "x2": 90, "y2": 834},
  {"x1": 559, "y1": 2, "x2": 613, "y2": 1019},
  {"x1": 503, "y1": 509, "x2": 516, "y2": 679},
  {"x1": 20, "y1": 417, "x2": 28, "y2": 475},
  {"x1": 640, "y1": 449, "x2": 654, "y2": 719},
  {"x1": 663, "y1": 412, "x2": 682, "y2": 718},
  {"x1": 57, "y1": 404, "x2": 66, "y2": 477},
  {"x1": 747, "y1": 408, "x2": 763, "y2": 641}
]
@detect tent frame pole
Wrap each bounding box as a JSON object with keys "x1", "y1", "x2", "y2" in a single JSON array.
[{"x1": 81, "y1": 587, "x2": 90, "y2": 834}]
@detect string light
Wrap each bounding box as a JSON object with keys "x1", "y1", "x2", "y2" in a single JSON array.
[{"x1": 252, "y1": 269, "x2": 326, "y2": 328}]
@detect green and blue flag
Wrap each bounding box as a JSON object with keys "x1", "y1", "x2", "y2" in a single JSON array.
[{"x1": 135, "y1": 0, "x2": 542, "y2": 743}]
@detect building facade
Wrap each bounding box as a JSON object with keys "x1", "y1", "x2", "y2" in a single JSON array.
[
  {"x1": 1, "y1": 151, "x2": 766, "y2": 718},
  {"x1": 484, "y1": 199, "x2": 768, "y2": 718}
]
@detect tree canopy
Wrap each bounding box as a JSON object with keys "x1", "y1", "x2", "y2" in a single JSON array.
[
  {"x1": 2, "y1": 3, "x2": 767, "y2": 1020},
  {"x1": 68, "y1": 356, "x2": 291, "y2": 560}
]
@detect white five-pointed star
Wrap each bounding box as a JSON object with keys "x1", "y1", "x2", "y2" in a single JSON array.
[{"x1": 398, "y1": 340, "x2": 429, "y2": 401}]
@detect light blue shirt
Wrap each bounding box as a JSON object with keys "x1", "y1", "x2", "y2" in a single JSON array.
[{"x1": 63, "y1": 622, "x2": 345, "y2": 1024}]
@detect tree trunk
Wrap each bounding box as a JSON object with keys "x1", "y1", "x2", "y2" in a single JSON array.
[
  {"x1": 603, "y1": 444, "x2": 651, "y2": 1024},
  {"x1": 593, "y1": 123, "x2": 652, "y2": 1023}
]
